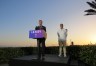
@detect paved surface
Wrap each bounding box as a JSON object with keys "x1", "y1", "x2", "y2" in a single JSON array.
[
  {"x1": 13, "y1": 54, "x2": 69, "y2": 64},
  {"x1": 9, "y1": 54, "x2": 70, "y2": 66},
  {"x1": 1, "y1": 54, "x2": 88, "y2": 66},
  {"x1": 0, "y1": 64, "x2": 9, "y2": 66}
]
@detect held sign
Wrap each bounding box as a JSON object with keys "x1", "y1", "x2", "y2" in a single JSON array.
[{"x1": 29, "y1": 30, "x2": 45, "y2": 39}]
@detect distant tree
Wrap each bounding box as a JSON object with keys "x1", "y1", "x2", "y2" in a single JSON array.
[{"x1": 85, "y1": 0, "x2": 96, "y2": 15}]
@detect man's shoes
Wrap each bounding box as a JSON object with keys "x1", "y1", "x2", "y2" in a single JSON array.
[
  {"x1": 41, "y1": 56, "x2": 45, "y2": 61},
  {"x1": 37, "y1": 57, "x2": 45, "y2": 61},
  {"x1": 58, "y1": 54, "x2": 61, "y2": 57},
  {"x1": 64, "y1": 55, "x2": 67, "y2": 57}
]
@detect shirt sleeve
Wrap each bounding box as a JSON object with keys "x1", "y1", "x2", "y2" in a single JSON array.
[
  {"x1": 44, "y1": 27, "x2": 46, "y2": 32},
  {"x1": 57, "y1": 31, "x2": 60, "y2": 37},
  {"x1": 42, "y1": 26, "x2": 46, "y2": 32},
  {"x1": 66, "y1": 29, "x2": 68, "y2": 37}
]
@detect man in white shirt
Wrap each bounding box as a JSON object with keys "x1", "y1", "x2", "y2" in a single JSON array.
[{"x1": 57, "y1": 24, "x2": 68, "y2": 57}]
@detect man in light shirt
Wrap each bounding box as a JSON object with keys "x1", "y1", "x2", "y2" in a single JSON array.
[{"x1": 57, "y1": 24, "x2": 68, "y2": 57}]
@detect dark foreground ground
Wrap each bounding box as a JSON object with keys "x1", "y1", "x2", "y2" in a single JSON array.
[{"x1": 0, "y1": 54, "x2": 89, "y2": 66}]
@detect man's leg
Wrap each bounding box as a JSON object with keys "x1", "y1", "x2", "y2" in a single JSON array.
[
  {"x1": 41, "y1": 39, "x2": 46, "y2": 60},
  {"x1": 58, "y1": 41, "x2": 62, "y2": 57},
  {"x1": 63, "y1": 41, "x2": 67, "y2": 57},
  {"x1": 37, "y1": 40, "x2": 41, "y2": 60}
]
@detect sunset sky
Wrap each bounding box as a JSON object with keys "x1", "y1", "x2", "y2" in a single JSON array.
[{"x1": 0, "y1": 0, "x2": 96, "y2": 47}]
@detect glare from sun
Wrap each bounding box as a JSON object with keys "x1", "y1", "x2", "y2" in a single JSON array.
[{"x1": 90, "y1": 35, "x2": 96, "y2": 44}]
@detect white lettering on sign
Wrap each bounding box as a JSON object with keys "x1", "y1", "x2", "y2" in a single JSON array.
[
  {"x1": 31, "y1": 30, "x2": 42, "y2": 33},
  {"x1": 31, "y1": 31, "x2": 34, "y2": 33}
]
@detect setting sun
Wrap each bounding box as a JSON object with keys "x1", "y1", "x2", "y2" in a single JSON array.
[{"x1": 90, "y1": 35, "x2": 96, "y2": 44}]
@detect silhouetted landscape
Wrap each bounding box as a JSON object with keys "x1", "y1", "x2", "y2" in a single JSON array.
[{"x1": 0, "y1": 45, "x2": 96, "y2": 66}]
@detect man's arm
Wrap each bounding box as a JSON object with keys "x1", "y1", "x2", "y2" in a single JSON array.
[
  {"x1": 65, "y1": 29, "x2": 68, "y2": 37},
  {"x1": 43, "y1": 26, "x2": 46, "y2": 32},
  {"x1": 45, "y1": 27, "x2": 46, "y2": 32},
  {"x1": 57, "y1": 32, "x2": 60, "y2": 37},
  {"x1": 42, "y1": 26, "x2": 47, "y2": 39}
]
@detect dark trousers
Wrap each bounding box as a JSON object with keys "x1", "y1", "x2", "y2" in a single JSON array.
[{"x1": 37, "y1": 38, "x2": 46, "y2": 59}]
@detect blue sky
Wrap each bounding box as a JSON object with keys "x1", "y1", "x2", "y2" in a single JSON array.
[{"x1": 0, "y1": 0, "x2": 96, "y2": 47}]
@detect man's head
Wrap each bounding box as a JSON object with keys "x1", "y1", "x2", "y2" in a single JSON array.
[
  {"x1": 38, "y1": 20, "x2": 43, "y2": 26},
  {"x1": 60, "y1": 24, "x2": 63, "y2": 29}
]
